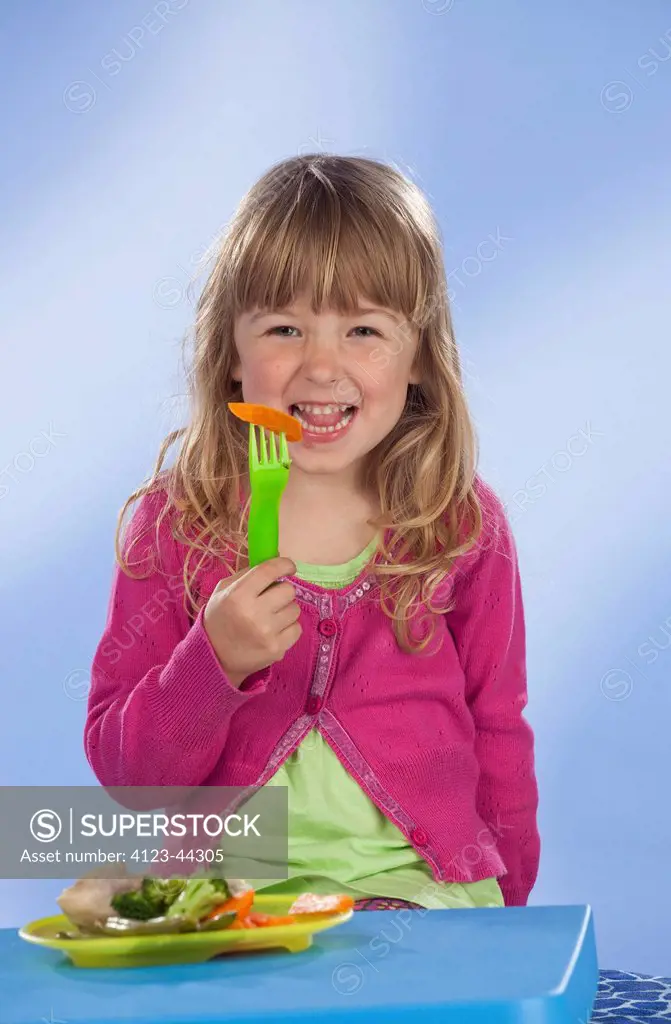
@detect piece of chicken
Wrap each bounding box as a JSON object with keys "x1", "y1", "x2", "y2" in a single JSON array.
[{"x1": 56, "y1": 865, "x2": 143, "y2": 929}]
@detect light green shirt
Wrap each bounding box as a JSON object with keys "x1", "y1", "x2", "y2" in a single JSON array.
[{"x1": 251, "y1": 536, "x2": 503, "y2": 910}]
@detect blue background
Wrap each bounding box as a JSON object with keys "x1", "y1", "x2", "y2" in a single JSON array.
[{"x1": 1, "y1": 0, "x2": 669, "y2": 975}]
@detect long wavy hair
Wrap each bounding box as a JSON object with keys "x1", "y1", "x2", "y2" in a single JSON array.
[{"x1": 116, "y1": 154, "x2": 483, "y2": 654}]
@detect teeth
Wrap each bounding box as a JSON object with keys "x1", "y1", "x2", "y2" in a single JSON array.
[
  {"x1": 293, "y1": 403, "x2": 350, "y2": 415},
  {"x1": 293, "y1": 408, "x2": 355, "y2": 434}
]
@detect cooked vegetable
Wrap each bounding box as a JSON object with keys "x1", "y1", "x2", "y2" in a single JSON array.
[
  {"x1": 193, "y1": 910, "x2": 238, "y2": 933},
  {"x1": 288, "y1": 893, "x2": 354, "y2": 915},
  {"x1": 244, "y1": 913, "x2": 296, "y2": 928},
  {"x1": 143, "y1": 877, "x2": 187, "y2": 908},
  {"x1": 229, "y1": 912, "x2": 296, "y2": 930},
  {"x1": 56, "y1": 875, "x2": 252, "y2": 938},
  {"x1": 163, "y1": 877, "x2": 232, "y2": 924},
  {"x1": 203, "y1": 888, "x2": 254, "y2": 925},
  {"x1": 55, "y1": 876, "x2": 355, "y2": 942},
  {"x1": 109, "y1": 889, "x2": 158, "y2": 922},
  {"x1": 228, "y1": 403, "x2": 303, "y2": 443},
  {"x1": 110, "y1": 878, "x2": 186, "y2": 921}
]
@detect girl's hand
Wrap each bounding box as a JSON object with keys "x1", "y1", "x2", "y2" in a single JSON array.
[{"x1": 203, "y1": 557, "x2": 302, "y2": 688}]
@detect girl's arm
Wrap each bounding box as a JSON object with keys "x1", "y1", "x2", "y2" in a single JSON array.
[
  {"x1": 446, "y1": 479, "x2": 540, "y2": 906},
  {"x1": 84, "y1": 490, "x2": 271, "y2": 790}
]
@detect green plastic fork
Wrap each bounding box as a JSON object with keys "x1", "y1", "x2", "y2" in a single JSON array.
[{"x1": 247, "y1": 422, "x2": 292, "y2": 568}]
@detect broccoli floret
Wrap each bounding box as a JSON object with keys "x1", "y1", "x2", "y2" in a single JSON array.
[
  {"x1": 110, "y1": 879, "x2": 187, "y2": 921},
  {"x1": 164, "y1": 878, "x2": 231, "y2": 922},
  {"x1": 110, "y1": 877, "x2": 233, "y2": 924},
  {"x1": 210, "y1": 878, "x2": 231, "y2": 896},
  {"x1": 141, "y1": 877, "x2": 186, "y2": 910},
  {"x1": 110, "y1": 889, "x2": 163, "y2": 921}
]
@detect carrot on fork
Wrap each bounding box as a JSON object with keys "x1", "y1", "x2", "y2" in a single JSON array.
[{"x1": 228, "y1": 403, "x2": 303, "y2": 443}]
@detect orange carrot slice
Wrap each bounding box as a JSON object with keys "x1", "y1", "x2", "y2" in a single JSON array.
[
  {"x1": 204, "y1": 889, "x2": 254, "y2": 923},
  {"x1": 288, "y1": 893, "x2": 354, "y2": 915},
  {"x1": 229, "y1": 918, "x2": 251, "y2": 929},
  {"x1": 228, "y1": 403, "x2": 303, "y2": 443}
]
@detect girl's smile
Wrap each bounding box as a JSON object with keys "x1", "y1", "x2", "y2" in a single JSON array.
[{"x1": 288, "y1": 402, "x2": 359, "y2": 444}]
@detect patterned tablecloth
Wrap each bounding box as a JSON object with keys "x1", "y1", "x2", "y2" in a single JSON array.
[{"x1": 595, "y1": 971, "x2": 671, "y2": 1021}]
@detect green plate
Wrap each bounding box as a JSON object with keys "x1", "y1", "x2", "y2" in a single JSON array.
[{"x1": 18, "y1": 894, "x2": 353, "y2": 968}]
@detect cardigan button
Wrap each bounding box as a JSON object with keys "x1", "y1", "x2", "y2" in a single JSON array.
[
  {"x1": 306, "y1": 695, "x2": 323, "y2": 715},
  {"x1": 411, "y1": 828, "x2": 428, "y2": 847},
  {"x1": 318, "y1": 618, "x2": 337, "y2": 637}
]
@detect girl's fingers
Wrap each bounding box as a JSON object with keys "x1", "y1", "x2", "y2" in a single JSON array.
[
  {"x1": 260, "y1": 580, "x2": 298, "y2": 612},
  {"x1": 275, "y1": 601, "x2": 302, "y2": 631}
]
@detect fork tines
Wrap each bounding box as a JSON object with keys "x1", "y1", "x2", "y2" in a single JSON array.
[{"x1": 250, "y1": 423, "x2": 290, "y2": 467}]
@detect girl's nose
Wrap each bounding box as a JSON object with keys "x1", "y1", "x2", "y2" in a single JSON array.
[{"x1": 301, "y1": 343, "x2": 343, "y2": 385}]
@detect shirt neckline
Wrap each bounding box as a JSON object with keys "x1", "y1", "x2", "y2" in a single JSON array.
[{"x1": 293, "y1": 532, "x2": 381, "y2": 584}]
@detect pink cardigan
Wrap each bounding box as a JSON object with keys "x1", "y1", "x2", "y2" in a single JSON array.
[{"x1": 85, "y1": 478, "x2": 540, "y2": 906}]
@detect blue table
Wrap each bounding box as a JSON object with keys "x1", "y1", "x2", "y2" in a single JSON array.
[{"x1": 1, "y1": 905, "x2": 599, "y2": 1023}]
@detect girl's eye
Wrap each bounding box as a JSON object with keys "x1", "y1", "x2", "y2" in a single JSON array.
[
  {"x1": 352, "y1": 326, "x2": 381, "y2": 338},
  {"x1": 267, "y1": 326, "x2": 300, "y2": 337}
]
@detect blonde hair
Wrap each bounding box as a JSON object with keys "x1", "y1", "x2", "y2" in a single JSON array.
[{"x1": 117, "y1": 154, "x2": 483, "y2": 653}]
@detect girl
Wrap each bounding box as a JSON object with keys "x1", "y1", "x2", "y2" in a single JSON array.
[{"x1": 85, "y1": 154, "x2": 540, "y2": 912}]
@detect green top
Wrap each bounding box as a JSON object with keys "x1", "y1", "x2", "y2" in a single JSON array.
[{"x1": 251, "y1": 535, "x2": 504, "y2": 910}]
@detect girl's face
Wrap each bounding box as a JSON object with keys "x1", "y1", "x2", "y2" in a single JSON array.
[{"x1": 232, "y1": 292, "x2": 421, "y2": 484}]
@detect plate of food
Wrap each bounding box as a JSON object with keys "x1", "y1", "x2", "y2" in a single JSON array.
[{"x1": 19, "y1": 871, "x2": 354, "y2": 968}]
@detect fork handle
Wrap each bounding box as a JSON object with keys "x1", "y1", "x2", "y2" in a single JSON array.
[{"x1": 248, "y1": 492, "x2": 281, "y2": 568}]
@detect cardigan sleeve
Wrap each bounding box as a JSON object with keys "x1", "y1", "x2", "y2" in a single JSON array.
[
  {"x1": 84, "y1": 489, "x2": 271, "y2": 794},
  {"x1": 445, "y1": 479, "x2": 540, "y2": 905}
]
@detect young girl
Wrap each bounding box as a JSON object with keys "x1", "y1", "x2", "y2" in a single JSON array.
[{"x1": 85, "y1": 154, "x2": 540, "y2": 912}]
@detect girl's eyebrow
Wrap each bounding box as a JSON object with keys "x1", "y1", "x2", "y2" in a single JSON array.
[
  {"x1": 355, "y1": 306, "x2": 402, "y2": 325},
  {"x1": 249, "y1": 309, "x2": 293, "y2": 322}
]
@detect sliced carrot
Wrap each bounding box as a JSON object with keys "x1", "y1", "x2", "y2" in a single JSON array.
[
  {"x1": 204, "y1": 889, "x2": 254, "y2": 923},
  {"x1": 230, "y1": 913, "x2": 295, "y2": 929},
  {"x1": 228, "y1": 403, "x2": 303, "y2": 443},
  {"x1": 228, "y1": 918, "x2": 248, "y2": 930},
  {"x1": 245, "y1": 913, "x2": 296, "y2": 927},
  {"x1": 288, "y1": 893, "x2": 354, "y2": 915}
]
